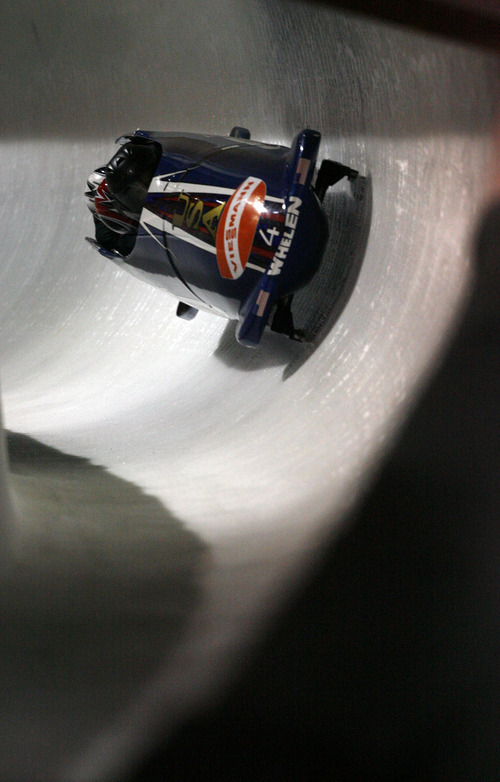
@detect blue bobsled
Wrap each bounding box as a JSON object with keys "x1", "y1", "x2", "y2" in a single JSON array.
[{"x1": 86, "y1": 127, "x2": 357, "y2": 347}]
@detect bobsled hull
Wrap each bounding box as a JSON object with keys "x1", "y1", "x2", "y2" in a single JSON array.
[{"x1": 89, "y1": 128, "x2": 331, "y2": 347}]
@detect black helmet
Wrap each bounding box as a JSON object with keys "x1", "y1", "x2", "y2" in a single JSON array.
[{"x1": 105, "y1": 140, "x2": 159, "y2": 214}]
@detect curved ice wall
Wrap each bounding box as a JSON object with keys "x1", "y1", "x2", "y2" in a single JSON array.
[{"x1": 0, "y1": 1, "x2": 497, "y2": 779}]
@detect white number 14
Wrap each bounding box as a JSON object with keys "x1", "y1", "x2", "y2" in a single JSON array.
[{"x1": 259, "y1": 226, "x2": 280, "y2": 246}]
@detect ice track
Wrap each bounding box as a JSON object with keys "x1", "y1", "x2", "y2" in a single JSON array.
[{"x1": 0, "y1": 1, "x2": 497, "y2": 779}]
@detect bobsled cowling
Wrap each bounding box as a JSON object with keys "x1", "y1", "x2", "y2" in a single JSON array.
[{"x1": 87, "y1": 128, "x2": 330, "y2": 347}]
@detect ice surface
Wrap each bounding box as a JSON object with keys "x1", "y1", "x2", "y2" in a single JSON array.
[{"x1": 0, "y1": 1, "x2": 497, "y2": 779}]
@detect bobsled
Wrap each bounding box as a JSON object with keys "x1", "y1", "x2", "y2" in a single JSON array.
[{"x1": 85, "y1": 127, "x2": 357, "y2": 347}]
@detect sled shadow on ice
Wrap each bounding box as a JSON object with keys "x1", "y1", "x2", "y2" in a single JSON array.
[{"x1": 285, "y1": 174, "x2": 373, "y2": 378}]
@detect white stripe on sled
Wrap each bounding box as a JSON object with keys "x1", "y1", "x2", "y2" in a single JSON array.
[{"x1": 149, "y1": 177, "x2": 283, "y2": 203}]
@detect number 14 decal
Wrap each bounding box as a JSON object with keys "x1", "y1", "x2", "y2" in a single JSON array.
[{"x1": 259, "y1": 226, "x2": 280, "y2": 246}]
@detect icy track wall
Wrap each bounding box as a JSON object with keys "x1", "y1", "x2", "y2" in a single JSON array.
[{"x1": 0, "y1": 1, "x2": 498, "y2": 780}]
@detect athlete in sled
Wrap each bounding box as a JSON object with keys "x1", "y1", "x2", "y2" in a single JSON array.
[{"x1": 85, "y1": 127, "x2": 357, "y2": 347}]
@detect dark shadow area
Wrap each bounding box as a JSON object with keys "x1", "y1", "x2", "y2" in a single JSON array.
[
  {"x1": 310, "y1": 0, "x2": 500, "y2": 52},
  {"x1": 261, "y1": 1, "x2": 498, "y2": 141},
  {"x1": 1, "y1": 433, "x2": 208, "y2": 782},
  {"x1": 0, "y1": 2, "x2": 496, "y2": 141},
  {"x1": 284, "y1": 174, "x2": 372, "y2": 379},
  {"x1": 127, "y1": 203, "x2": 499, "y2": 781}
]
